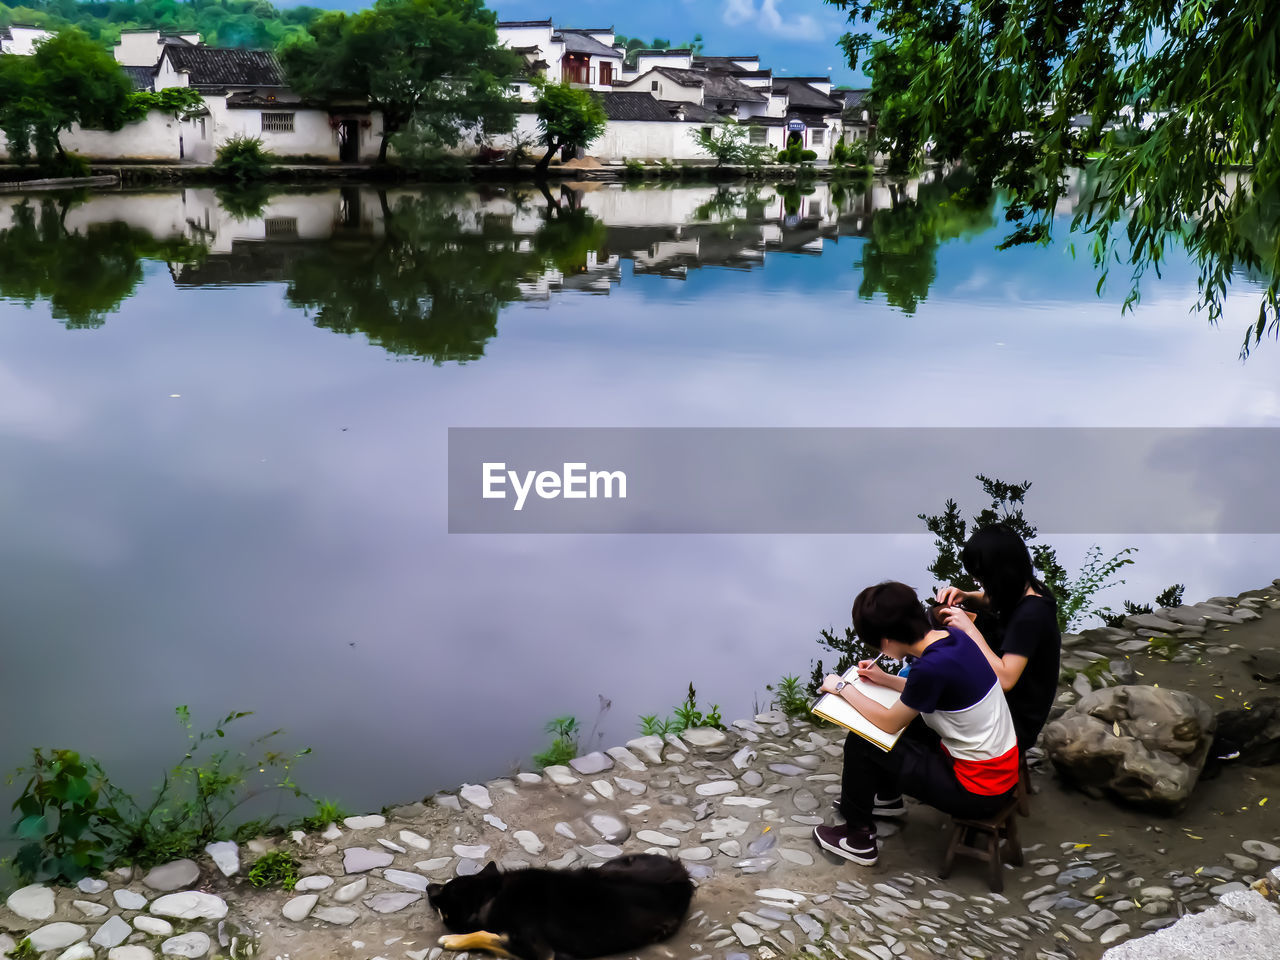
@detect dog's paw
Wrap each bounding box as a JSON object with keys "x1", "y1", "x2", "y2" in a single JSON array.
[{"x1": 438, "y1": 935, "x2": 467, "y2": 950}]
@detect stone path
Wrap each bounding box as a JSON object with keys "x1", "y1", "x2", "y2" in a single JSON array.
[{"x1": 4, "y1": 582, "x2": 1280, "y2": 960}]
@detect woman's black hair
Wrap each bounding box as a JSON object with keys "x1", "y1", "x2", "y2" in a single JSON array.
[
  {"x1": 961, "y1": 522, "x2": 1057, "y2": 616},
  {"x1": 852, "y1": 581, "x2": 931, "y2": 649}
]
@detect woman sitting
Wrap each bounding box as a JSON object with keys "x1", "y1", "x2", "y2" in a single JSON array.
[{"x1": 937, "y1": 522, "x2": 1062, "y2": 753}]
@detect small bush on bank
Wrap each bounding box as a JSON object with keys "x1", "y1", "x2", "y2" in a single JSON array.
[
  {"x1": 214, "y1": 135, "x2": 274, "y2": 181},
  {"x1": 247, "y1": 850, "x2": 300, "y2": 890}
]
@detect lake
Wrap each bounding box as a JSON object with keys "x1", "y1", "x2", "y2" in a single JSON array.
[{"x1": 1, "y1": 173, "x2": 1277, "y2": 821}]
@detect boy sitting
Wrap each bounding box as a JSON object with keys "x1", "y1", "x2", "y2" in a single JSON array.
[{"x1": 813, "y1": 581, "x2": 1019, "y2": 865}]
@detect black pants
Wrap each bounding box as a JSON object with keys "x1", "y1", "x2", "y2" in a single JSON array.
[{"x1": 839, "y1": 725, "x2": 1014, "y2": 828}]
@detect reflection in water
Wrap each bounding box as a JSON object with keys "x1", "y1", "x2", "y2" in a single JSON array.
[
  {"x1": 0, "y1": 196, "x2": 205, "y2": 328},
  {"x1": 0, "y1": 175, "x2": 1009, "y2": 361}
]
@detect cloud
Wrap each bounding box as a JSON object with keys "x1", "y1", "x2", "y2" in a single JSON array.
[{"x1": 722, "y1": 0, "x2": 826, "y2": 42}]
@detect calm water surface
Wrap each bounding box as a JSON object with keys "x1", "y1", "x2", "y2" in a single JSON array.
[{"x1": 1, "y1": 175, "x2": 1277, "y2": 818}]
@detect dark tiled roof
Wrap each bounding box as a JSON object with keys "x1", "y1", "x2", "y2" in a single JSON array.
[
  {"x1": 693, "y1": 56, "x2": 759, "y2": 70},
  {"x1": 225, "y1": 92, "x2": 375, "y2": 113},
  {"x1": 122, "y1": 65, "x2": 156, "y2": 91},
  {"x1": 603, "y1": 92, "x2": 676, "y2": 122},
  {"x1": 556, "y1": 31, "x2": 622, "y2": 59},
  {"x1": 661, "y1": 100, "x2": 719, "y2": 122},
  {"x1": 772, "y1": 78, "x2": 840, "y2": 112},
  {"x1": 653, "y1": 67, "x2": 765, "y2": 103},
  {"x1": 0, "y1": 27, "x2": 10, "y2": 41},
  {"x1": 497, "y1": 19, "x2": 553, "y2": 27},
  {"x1": 636, "y1": 48, "x2": 692, "y2": 56},
  {"x1": 162, "y1": 46, "x2": 285, "y2": 89}
]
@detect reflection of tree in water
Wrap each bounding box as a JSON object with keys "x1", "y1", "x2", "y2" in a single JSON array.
[
  {"x1": 856, "y1": 171, "x2": 997, "y2": 314},
  {"x1": 285, "y1": 190, "x2": 606, "y2": 364},
  {"x1": 0, "y1": 197, "x2": 205, "y2": 328}
]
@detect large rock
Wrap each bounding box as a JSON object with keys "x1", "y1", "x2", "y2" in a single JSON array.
[
  {"x1": 1101, "y1": 889, "x2": 1280, "y2": 960},
  {"x1": 1041, "y1": 685, "x2": 1215, "y2": 812}
]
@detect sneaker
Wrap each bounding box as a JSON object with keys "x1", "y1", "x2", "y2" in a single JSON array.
[
  {"x1": 831, "y1": 794, "x2": 906, "y2": 819},
  {"x1": 813, "y1": 823, "x2": 878, "y2": 865}
]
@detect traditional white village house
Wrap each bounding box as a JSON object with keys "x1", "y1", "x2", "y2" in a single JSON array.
[
  {"x1": 0, "y1": 23, "x2": 52, "y2": 55},
  {"x1": 116, "y1": 32, "x2": 383, "y2": 163},
  {"x1": 497, "y1": 19, "x2": 623, "y2": 100}
]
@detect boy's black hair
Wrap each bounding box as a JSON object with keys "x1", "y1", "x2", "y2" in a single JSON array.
[
  {"x1": 851, "y1": 581, "x2": 930, "y2": 650},
  {"x1": 961, "y1": 522, "x2": 1057, "y2": 616}
]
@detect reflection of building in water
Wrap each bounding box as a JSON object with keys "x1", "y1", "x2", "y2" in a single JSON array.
[{"x1": 0, "y1": 178, "x2": 926, "y2": 297}]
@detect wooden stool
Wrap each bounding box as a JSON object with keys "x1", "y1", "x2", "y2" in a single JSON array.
[
  {"x1": 1016, "y1": 754, "x2": 1031, "y2": 817},
  {"x1": 938, "y1": 799, "x2": 1023, "y2": 892}
]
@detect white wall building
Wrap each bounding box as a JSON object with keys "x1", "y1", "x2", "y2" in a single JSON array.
[
  {"x1": 497, "y1": 19, "x2": 623, "y2": 101},
  {"x1": 0, "y1": 23, "x2": 52, "y2": 55}
]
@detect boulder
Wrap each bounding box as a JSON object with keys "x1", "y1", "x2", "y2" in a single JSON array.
[
  {"x1": 1249, "y1": 649, "x2": 1280, "y2": 684},
  {"x1": 1041, "y1": 685, "x2": 1215, "y2": 812},
  {"x1": 1101, "y1": 889, "x2": 1280, "y2": 960}
]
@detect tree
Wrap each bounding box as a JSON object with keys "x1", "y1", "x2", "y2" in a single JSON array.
[
  {"x1": 532, "y1": 79, "x2": 607, "y2": 176},
  {"x1": 825, "y1": 0, "x2": 1280, "y2": 356},
  {"x1": 693, "y1": 119, "x2": 747, "y2": 168},
  {"x1": 279, "y1": 0, "x2": 521, "y2": 163},
  {"x1": 0, "y1": 28, "x2": 133, "y2": 170}
]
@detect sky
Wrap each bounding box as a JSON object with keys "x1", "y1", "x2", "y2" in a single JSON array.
[{"x1": 289, "y1": 0, "x2": 866, "y2": 86}]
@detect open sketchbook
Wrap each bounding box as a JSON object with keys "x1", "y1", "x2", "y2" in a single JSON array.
[{"x1": 811, "y1": 667, "x2": 903, "y2": 752}]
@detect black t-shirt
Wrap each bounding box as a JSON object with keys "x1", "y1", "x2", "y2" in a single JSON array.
[{"x1": 991, "y1": 594, "x2": 1061, "y2": 749}]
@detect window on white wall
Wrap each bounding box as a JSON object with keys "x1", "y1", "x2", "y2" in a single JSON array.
[
  {"x1": 261, "y1": 113, "x2": 295, "y2": 133},
  {"x1": 748, "y1": 126, "x2": 767, "y2": 144},
  {"x1": 812, "y1": 128, "x2": 825, "y2": 145},
  {"x1": 651, "y1": 80, "x2": 659, "y2": 92}
]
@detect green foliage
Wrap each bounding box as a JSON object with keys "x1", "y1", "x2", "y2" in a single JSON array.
[
  {"x1": 8, "y1": 938, "x2": 38, "y2": 960},
  {"x1": 826, "y1": 0, "x2": 1280, "y2": 357},
  {"x1": 623, "y1": 159, "x2": 646, "y2": 179},
  {"x1": 614, "y1": 33, "x2": 704, "y2": 66},
  {"x1": 246, "y1": 850, "x2": 300, "y2": 890},
  {"x1": 121, "y1": 87, "x2": 206, "y2": 124},
  {"x1": 214, "y1": 135, "x2": 274, "y2": 182},
  {"x1": 1100, "y1": 584, "x2": 1188, "y2": 627},
  {"x1": 532, "y1": 716, "x2": 580, "y2": 769},
  {"x1": 693, "y1": 119, "x2": 750, "y2": 168},
  {"x1": 766, "y1": 675, "x2": 811, "y2": 720},
  {"x1": 295, "y1": 798, "x2": 349, "y2": 834},
  {"x1": 7, "y1": 748, "x2": 119, "y2": 884},
  {"x1": 0, "y1": 0, "x2": 323, "y2": 49},
  {"x1": 214, "y1": 182, "x2": 273, "y2": 220},
  {"x1": 831, "y1": 138, "x2": 870, "y2": 169},
  {"x1": 388, "y1": 129, "x2": 472, "y2": 180},
  {"x1": 531, "y1": 79, "x2": 607, "y2": 174},
  {"x1": 280, "y1": 0, "x2": 520, "y2": 163},
  {"x1": 1156, "y1": 584, "x2": 1186, "y2": 609},
  {"x1": 639, "y1": 683, "x2": 724, "y2": 735},
  {"x1": 918, "y1": 474, "x2": 1135, "y2": 632},
  {"x1": 5, "y1": 706, "x2": 317, "y2": 882},
  {"x1": 0, "y1": 27, "x2": 133, "y2": 170}
]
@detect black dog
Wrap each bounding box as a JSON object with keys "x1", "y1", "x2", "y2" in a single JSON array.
[{"x1": 426, "y1": 854, "x2": 694, "y2": 960}]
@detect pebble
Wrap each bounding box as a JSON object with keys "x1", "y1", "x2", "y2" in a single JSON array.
[
  {"x1": 27, "y1": 924, "x2": 88, "y2": 952},
  {"x1": 282, "y1": 894, "x2": 318, "y2": 921},
  {"x1": 514, "y1": 830, "x2": 545, "y2": 855},
  {"x1": 7, "y1": 884, "x2": 56, "y2": 921},
  {"x1": 732, "y1": 923, "x2": 761, "y2": 946},
  {"x1": 73, "y1": 900, "x2": 110, "y2": 918},
  {"x1": 56, "y1": 944, "x2": 95, "y2": 960},
  {"x1": 696, "y1": 781, "x2": 739, "y2": 796},
  {"x1": 148, "y1": 892, "x2": 228, "y2": 920},
  {"x1": 683, "y1": 728, "x2": 729, "y2": 748},
  {"x1": 160, "y1": 932, "x2": 211, "y2": 957},
  {"x1": 1243, "y1": 840, "x2": 1280, "y2": 860},
  {"x1": 415, "y1": 858, "x2": 453, "y2": 873},
  {"x1": 606, "y1": 747, "x2": 648, "y2": 771},
  {"x1": 398, "y1": 829, "x2": 432, "y2": 851},
  {"x1": 385, "y1": 869, "x2": 431, "y2": 892},
  {"x1": 459, "y1": 784, "x2": 492, "y2": 809},
  {"x1": 322, "y1": 823, "x2": 343, "y2": 840},
  {"x1": 343, "y1": 846, "x2": 395, "y2": 873},
  {"x1": 779, "y1": 848, "x2": 814, "y2": 866},
  {"x1": 344, "y1": 814, "x2": 386, "y2": 830},
  {"x1": 588, "y1": 814, "x2": 630, "y2": 843},
  {"x1": 204, "y1": 840, "x2": 240, "y2": 877},
  {"x1": 333, "y1": 877, "x2": 369, "y2": 902},
  {"x1": 115, "y1": 889, "x2": 149, "y2": 910},
  {"x1": 77, "y1": 878, "x2": 109, "y2": 895},
  {"x1": 453, "y1": 844, "x2": 491, "y2": 859},
  {"x1": 133, "y1": 917, "x2": 173, "y2": 937},
  {"x1": 312, "y1": 906, "x2": 360, "y2": 925},
  {"x1": 581, "y1": 844, "x2": 624, "y2": 859},
  {"x1": 679, "y1": 846, "x2": 714, "y2": 861},
  {"x1": 1099, "y1": 923, "x2": 1131, "y2": 945},
  {"x1": 364, "y1": 892, "x2": 422, "y2": 914},
  {"x1": 91, "y1": 916, "x2": 133, "y2": 948},
  {"x1": 569, "y1": 752, "x2": 613, "y2": 775},
  {"x1": 638, "y1": 830, "x2": 681, "y2": 847},
  {"x1": 142, "y1": 859, "x2": 200, "y2": 891},
  {"x1": 543, "y1": 765, "x2": 580, "y2": 786},
  {"x1": 294, "y1": 875, "x2": 334, "y2": 891},
  {"x1": 109, "y1": 949, "x2": 155, "y2": 960}
]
